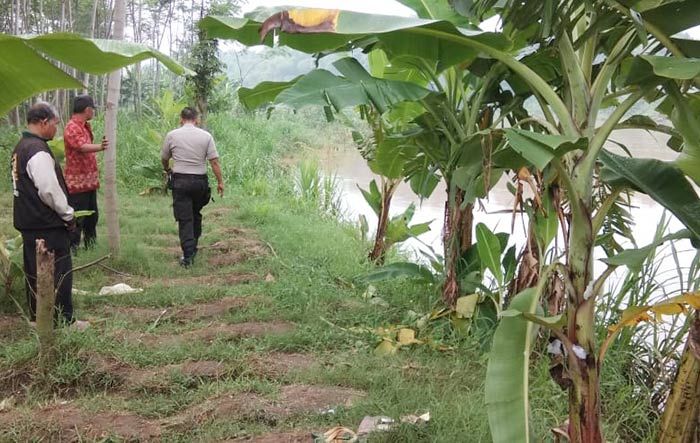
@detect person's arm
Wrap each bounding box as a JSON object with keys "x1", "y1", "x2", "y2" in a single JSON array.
[
  {"x1": 161, "y1": 133, "x2": 172, "y2": 172},
  {"x1": 209, "y1": 158, "x2": 224, "y2": 197},
  {"x1": 64, "y1": 124, "x2": 107, "y2": 153},
  {"x1": 206, "y1": 135, "x2": 223, "y2": 196},
  {"x1": 26, "y1": 152, "x2": 74, "y2": 223},
  {"x1": 76, "y1": 137, "x2": 108, "y2": 153}
]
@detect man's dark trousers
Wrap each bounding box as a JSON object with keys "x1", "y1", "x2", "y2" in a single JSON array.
[
  {"x1": 21, "y1": 228, "x2": 73, "y2": 324},
  {"x1": 68, "y1": 190, "x2": 98, "y2": 250},
  {"x1": 172, "y1": 173, "x2": 210, "y2": 260}
]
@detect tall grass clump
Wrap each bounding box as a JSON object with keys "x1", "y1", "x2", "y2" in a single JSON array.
[
  {"x1": 112, "y1": 102, "x2": 350, "y2": 198},
  {"x1": 593, "y1": 213, "x2": 700, "y2": 438},
  {"x1": 296, "y1": 159, "x2": 343, "y2": 217}
]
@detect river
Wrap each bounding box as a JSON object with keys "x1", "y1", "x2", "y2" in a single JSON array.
[{"x1": 319, "y1": 129, "x2": 696, "y2": 297}]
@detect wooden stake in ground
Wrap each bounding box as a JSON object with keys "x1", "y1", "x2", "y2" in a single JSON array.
[{"x1": 35, "y1": 239, "x2": 56, "y2": 367}]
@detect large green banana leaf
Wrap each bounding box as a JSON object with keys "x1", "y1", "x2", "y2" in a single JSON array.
[
  {"x1": 238, "y1": 57, "x2": 431, "y2": 113},
  {"x1": 238, "y1": 78, "x2": 300, "y2": 109},
  {"x1": 238, "y1": 58, "x2": 429, "y2": 180},
  {"x1": 485, "y1": 287, "x2": 540, "y2": 443},
  {"x1": 640, "y1": 0, "x2": 700, "y2": 39},
  {"x1": 599, "y1": 150, "x2": 700, "y2": 239},
  {"x1": 501, "y1": 129, "x2": 587, "y2": 170},
  {"x1": 200, "y1": 7, "x2": 511, "y2": 74},
  {"x1": 0, "y1": 32, "x2": 191, "y2": 115},
  {"x1": 614, "y1": 57, "x2": 700, "y2": 185},
  {"x1": 394, "y1": 0, "x2": 473, "y2": 25},
  {"x1": 0, "y1": 35, "x2": 83, "y2": 114}
]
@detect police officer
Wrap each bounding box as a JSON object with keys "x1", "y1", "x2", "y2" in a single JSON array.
[
  {"x1": 161, "y1": 107, "x2": 224, "y2": 267},
  {"x1": 11, "y1": 102, "x2": 88, "y2": 329}
]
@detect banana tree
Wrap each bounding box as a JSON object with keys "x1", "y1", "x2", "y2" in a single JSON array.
[
  {"x1": 238, "y1": 55, "x2": 433, "y2": 263},
  {"x1": 355, "y1": 106, "x2": 411, "y2": 264},
  {"x1": 461, "y1": 1, "x2": 700, "y2": 441},
  {"x1": 201, "y1": 3, "x2": 700, "y2": 440},
  {"x1": 201, "y1": 5, "x2": 522, "y2": 306}
]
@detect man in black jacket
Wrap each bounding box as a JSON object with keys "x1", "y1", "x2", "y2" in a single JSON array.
[{"x1": 11, "y1": 102, "x2": 88, "y2": 329}]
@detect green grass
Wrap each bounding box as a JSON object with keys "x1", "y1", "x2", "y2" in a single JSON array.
[{"x1": 0, "y1": 110, "x2": 660, "y2": 442}]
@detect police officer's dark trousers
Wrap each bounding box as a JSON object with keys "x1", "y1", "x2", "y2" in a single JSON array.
[
  {"x1": 21, "y1": 228, "x2": 73, "y2": 324},
  {"x1": 172, "y1": 173, "x2": 210, "y2": 260}
]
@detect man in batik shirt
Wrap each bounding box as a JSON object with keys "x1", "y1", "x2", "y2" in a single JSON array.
[{"x1": 63, "y1": 95, "x2": 108, "y2": 252}]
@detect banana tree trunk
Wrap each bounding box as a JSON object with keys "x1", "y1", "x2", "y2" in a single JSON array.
[
  {"x1": 566, "y1": 177, "x2": 602, "y2": 442},
  {"x1": 506, "y1": 220, "x2": 540, "y2": 307},
  {"x1": 659, "y1": 312, "x2": 700, "y2": 442},
  {"x1": 443, "y1": 184, "x2": 474, "y2": 306},
  {"x1": 368, "y1": 179, "x2": 397, "y2": 265}
]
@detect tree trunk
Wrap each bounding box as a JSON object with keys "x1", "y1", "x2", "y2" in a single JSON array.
[
  {"x1": 442, "y1": 184, "x2": 474, "y2": 306},
  {"x1": 368, "y1": 179, "x2": 398, "y2": 265},
  {"x1": 103, "y1": 0, "x2": 125, "y2": 255},
  {"x1": 506, "y1": 220, "x2": 540, "y2": 307},
  {"x1": 566, "y1": 178, "x2": 602, "y2": 442},
  {"x1": 83, "y1": 0, "x2": 99, "y2": 93},
  {"x1": 35, "y1": 239, "x2": 56, "y2": 368},
  {"x1": 196, "y1": 95, "x2": 208, "y2": 126},
  {"x1": 660, "y1": 312, "x2": 700, "y2": 442},
  {"x1": 130, "y1": 0, "x2": 142, "y2": 116}
]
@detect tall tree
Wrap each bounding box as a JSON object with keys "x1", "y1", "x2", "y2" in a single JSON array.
[
  {"x1": 103, "y1": 0, "x2": 125, "y2": 255},
  {"x1": 188, "y1": 28, "x2": 223, "y2": 125}
]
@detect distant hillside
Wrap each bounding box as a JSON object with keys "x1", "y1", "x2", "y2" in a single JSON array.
[{"x1": 220, "y1": 46, "x2": 367, "y2": 88}]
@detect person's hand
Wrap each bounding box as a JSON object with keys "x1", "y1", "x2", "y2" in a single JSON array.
[
  {"x1": 65, "y1": 218, "x2": 77, "y2": 232},
  {"x1": 100, "y1": 136, "x2": 108, "y2": 151},
  {"x1": 217, "y1": 182, "x2": 224, "y2": 197}
]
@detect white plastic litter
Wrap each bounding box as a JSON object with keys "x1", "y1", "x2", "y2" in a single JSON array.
[
  {"x1": 547, "y1": 339, "x2": 564, "y2": 356},
  {"x1": 98, "y1": 283, "x2": 143, "y2": 296},
  {"x1": 572, "y1": 344, "x2": 588, "y2": 360}
]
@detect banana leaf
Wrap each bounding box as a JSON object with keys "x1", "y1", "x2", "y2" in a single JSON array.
[
  {"x1": 502, "y1": 129, "x2": 587, "y2": 170},
  {"x1": 0, "y1": 32, "x2": 190, "y2": 115},
  {"x1": 602, "y1": 229, "x2": 693, "y2": 272},
  {"x1": 238, "y1": 77, "x2": 300, "y2": 109},
  {"x1": 394, "y1": 0, "x2": 473, "y2": 25},
  {"x1": 486, "y1": 287, "x2": 541, "y2": 443},
  {"x1": 599, "y1": 150, "x2": 700, "y2": 239},
  {"x1": 200, "y1": 7, "x2": 511, "y2": 74},
  {"x1": 238, "y1": 58, "x2": 431, "y2": 113}
]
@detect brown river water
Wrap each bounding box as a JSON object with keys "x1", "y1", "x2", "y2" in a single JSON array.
[{"x1": 319, "y1": 129, "x2": 696, "y2": 297}]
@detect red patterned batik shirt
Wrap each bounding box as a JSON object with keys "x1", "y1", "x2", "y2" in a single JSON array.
[{"x1": 63, "y1": 116, "x2": 99, "y2": 194}]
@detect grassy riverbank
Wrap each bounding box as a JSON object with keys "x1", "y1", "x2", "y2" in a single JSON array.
[{"x1": 0, "y1": 111, "x2": 658, "y2": 441}]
